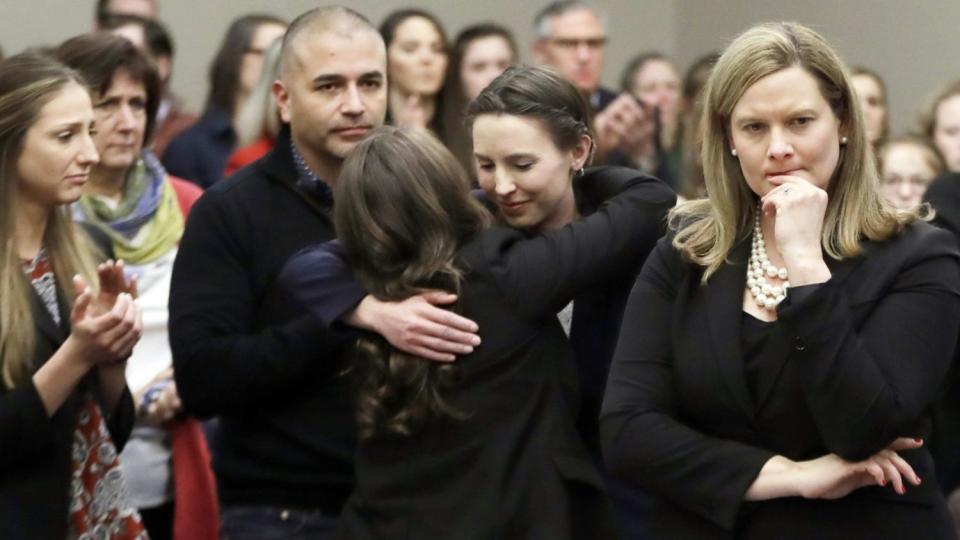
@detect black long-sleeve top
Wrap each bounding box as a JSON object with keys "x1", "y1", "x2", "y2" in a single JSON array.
[{"x1": 168, "y1": 128, "x2": 355, "y2": 513}]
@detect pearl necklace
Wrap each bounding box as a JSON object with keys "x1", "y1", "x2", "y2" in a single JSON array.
[{"x1": 747, "y1": 206, "x2": 790, "y2": 311}]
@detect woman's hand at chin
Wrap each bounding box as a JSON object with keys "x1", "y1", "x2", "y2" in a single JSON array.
[{"x1": 761, "y1": 175, "x2": 831, "y2": 286}]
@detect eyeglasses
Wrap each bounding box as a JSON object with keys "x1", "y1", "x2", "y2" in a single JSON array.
[
  {"x1": 881, "y1": 175, "x2": 932, "y2": 189},
  {"x1": 549, "y1": 37, "x2": 607, "y2": 51},
  {"x1": 94, "y1": 98, "x2": 147, "y2": 121}
]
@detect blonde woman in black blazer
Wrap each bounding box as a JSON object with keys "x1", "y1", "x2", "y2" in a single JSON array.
[{"x1": 601, "y1": 23, "x2": 960, "y2": 539}]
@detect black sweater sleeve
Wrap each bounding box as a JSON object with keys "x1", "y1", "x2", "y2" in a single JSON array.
[
  {"x1": 481, "y1": 170, "x2": 675, "y2": 320},
  {"x1": 168, "y1": 189, "x2": 328, "y2": 418}
]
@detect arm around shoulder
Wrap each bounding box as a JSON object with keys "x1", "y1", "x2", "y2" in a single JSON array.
[{"x1": 483, "y1": 169, "x2": 676, "y2": 319}]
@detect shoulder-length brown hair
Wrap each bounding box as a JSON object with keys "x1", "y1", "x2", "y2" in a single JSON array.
[
  {"x1": 56, "y1": 32, "x2": 162, "y2": 143},
  {"x1": 0, "y1": 53, "x2": 101, "y2": 388},
  {"x1": 672, "y1": 22, "x2": 917, "y2": 282},
  {"x1": 335, "y1": 126, "x2": 491, "y2": 439}
]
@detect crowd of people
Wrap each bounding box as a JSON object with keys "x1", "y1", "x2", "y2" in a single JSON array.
[{"x1": 2, "y1": 0, "x2": 960, "y2": 539}]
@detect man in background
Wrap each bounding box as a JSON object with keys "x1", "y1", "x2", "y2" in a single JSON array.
[{"x1": 532, "y1": 0, "x2": 658, "y2": 171}]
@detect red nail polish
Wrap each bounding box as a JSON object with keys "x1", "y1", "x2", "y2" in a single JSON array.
[{"x1": 915, "y1": 438, "x2": 923, "y2": 443}]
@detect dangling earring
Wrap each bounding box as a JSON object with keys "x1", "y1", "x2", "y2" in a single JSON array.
[
  {"x1": 730, "y1": 148, "x2": 738, "y2": 157},
  {"x1": 840, "y1": 136, "x2": 848, "y2": 145}
]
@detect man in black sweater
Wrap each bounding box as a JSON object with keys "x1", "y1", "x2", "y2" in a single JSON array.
[{"x1": 168, "y1": 7, "x2": 387, "y2": 538}]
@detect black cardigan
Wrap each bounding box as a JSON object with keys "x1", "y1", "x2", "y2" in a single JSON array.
[{"x1": 169, "y1": 127, "x2": 355, "y2": 512}]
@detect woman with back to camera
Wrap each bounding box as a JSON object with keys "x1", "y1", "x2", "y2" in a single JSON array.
[
  {"x1": 440, "y1": 23, "x2": 517, "y2": 176},
  {"x1": 0, "y1": 52, "x2": 144, "y2": 538},
  {"x1": 380, "y1": 9, "x2": 449, "y2": 135},
  {"x1": 601, "y1": 22, "x2": 960, "y2": 538}
]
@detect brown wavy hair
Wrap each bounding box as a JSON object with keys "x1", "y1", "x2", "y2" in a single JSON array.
[{"x1": 334, "y1": 126, "x2": 492, "y2": 439}]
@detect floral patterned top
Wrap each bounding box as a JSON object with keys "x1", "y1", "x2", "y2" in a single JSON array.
[{"x1": 23, "y1": 251, "x2": 147, "y2": 539}]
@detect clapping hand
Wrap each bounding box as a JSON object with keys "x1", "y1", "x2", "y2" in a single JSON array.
[{"x1": 69, "y1": 260, "x2": 142, "y2": 365}]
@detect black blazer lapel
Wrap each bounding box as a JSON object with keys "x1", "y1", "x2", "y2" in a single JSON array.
[
  {"x1": 29, "y1": 286, "x2": 68, "y2": 348},
  {"x1": 707, "y1": 239, "x2": 755, "y2": 418},
  {"x1": 754, "y1": 250, "x2": 866, "y2": 408}
]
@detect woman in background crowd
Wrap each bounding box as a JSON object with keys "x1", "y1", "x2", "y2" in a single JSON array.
[
  {"x1": 162, "y1": 14, "x2": 286, "y2": 189},
  {"x1": 0, "y1": 52, "x2": 143, "y2": 539},
  {"x1": 224, "y1": 36, "x2": 282, "y2": 177},
  {"x1": 851, "y1": 67, "x2": 888, "y2": 149},
  {"x1": 57, "y1": 33, "x2": 215, "y2": 540},
  {"x1": 602, "y1": 22, "x2": 960, "y2": 538},
  {"x1": 620, "y1": 51, "x2": 683, "y2": 189},
  {"x1": 678, "y1": 51, "x2": 720, "y2": 199},
  {"x1": 440, "y1": 23, "x2": 517, "y2": 176},
  {"x1": 380, "y1": 9, "x2": 448, "y2": 134},
  {"x1": 919, "y1": 80, "x2": 960, "y2": 173},
  {"x1": 877, "y1": 134, "x2": 943, "y2": 209}
]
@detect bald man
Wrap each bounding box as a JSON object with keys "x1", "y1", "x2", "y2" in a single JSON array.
[{"x1": 169, "y1": 8, "x2": 386, "y2": 538}]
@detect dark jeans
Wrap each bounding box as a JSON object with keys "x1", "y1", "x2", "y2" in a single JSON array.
[{"x1": 220, "y1": 505, "x2": 338, "y2": 540}]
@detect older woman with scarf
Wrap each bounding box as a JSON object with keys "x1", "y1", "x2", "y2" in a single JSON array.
[{"x1": 56, "y1": 33, "x2": 215, "y2": 540}]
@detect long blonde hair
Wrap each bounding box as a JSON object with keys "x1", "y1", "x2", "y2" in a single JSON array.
[
  {"x1": 0, "y1": 53, "x2": 101, "y2": 388},
  {"x1": 672, "y1": 22, "x2": 917, "y2": 282}
]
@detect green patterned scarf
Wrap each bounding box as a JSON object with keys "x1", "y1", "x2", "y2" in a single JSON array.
[{"x1": 74, "y1": 153, "x2": 184, "y2": 265}]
